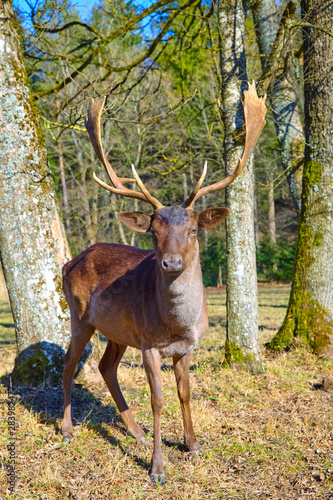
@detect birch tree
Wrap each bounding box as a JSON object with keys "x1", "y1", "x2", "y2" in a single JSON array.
[
  {"x1": 219, "y1": 0, "x2": 262, "y2": 372},
  {"x1": 269, "y1": 0, "x2": 333, "y2": 356},
  {"x1": 0, "y1": 0, "x2": 71, "y2": 383}
]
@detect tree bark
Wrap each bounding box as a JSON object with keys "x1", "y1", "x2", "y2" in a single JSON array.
[
  {"x1": 0, "y1": 0, "x2": 71, "y2": 384},
  {"x1": 251, "y1": 0, "x2": 303, "y2": 214},
  {"x1": 269, "y1": 0, "x2": 333, "y2": 356},
  {"x1": 268, "y1": 172, "x2": 276, "y2": 245},
  {"x1": 219, "y1": 0, "x2": 262, "y2": 373},
  {"x1": 56, "y1": 99, "x2": 71, "y2": 234},
  {"x1": 58, "y1": 139, "x2": 71, "y2": 234}
]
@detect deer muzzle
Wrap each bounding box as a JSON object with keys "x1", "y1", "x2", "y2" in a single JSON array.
[{"x1": 161, "y1": 255, "x2": 184, "y2": 274}]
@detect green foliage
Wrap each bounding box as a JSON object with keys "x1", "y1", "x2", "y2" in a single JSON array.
[
  {"x1": 202, "y1": 237, "x2": 295, "y2": 286},
  {"x1": 200, "y1": 237, "x2": 226, "y2": 287},
  {"x1": 257, "y1": 238, "x2": 295, "y2": 283}
]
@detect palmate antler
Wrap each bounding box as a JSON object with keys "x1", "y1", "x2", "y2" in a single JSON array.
[
  {"x1": 86, "y1": 82, "x2": 266, "y2": 211},
  {"x1": 182, "y1": 82, "x2": 267, "y2": 209}
]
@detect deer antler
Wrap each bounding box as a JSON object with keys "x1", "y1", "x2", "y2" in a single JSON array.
[
  {"x1": 182, "y1": 82, "x2": 267, "y2": 209},
  {"x1": 85, "y1": 97, "x2": 163, "y2": 210}
]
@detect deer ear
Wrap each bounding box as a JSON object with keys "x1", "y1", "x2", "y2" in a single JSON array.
[
  {"x1": 117, "y1": 211, "x2": 152, "y2": 233},
  {"x1": 198, "y1": 207, "x2": 230, "y2": 230}
]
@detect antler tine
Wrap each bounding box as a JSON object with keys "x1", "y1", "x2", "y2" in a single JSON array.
[
  {"x1": 131, "y1": 165, "x2": 164, "y2": 209},
  {"x1": 182, "y1": 82, "x2": 267, "y2": 208},
  {"x1": 181, "y1": 162, "x2": 207, "y2": 209},
  {"x1": 85, "y1": 97, "x2": 163, "y2": 210}
]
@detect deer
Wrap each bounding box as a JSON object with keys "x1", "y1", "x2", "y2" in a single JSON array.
[{"x1": 61, "y1": 82, "x2": 266, "y2": 485}]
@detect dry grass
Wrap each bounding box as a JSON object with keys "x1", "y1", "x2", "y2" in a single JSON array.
[{"x1": 1, "y1": 284, "x2": 333, "y2": 499}]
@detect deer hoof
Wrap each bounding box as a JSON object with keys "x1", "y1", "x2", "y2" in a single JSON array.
[
  {"x1": 138, "y1": 435, "x2": 150, "y2": 446},
  {"x1": 188, "y1": 441, "x2": 202, "y2": 454},
  {"x1": 151, "y1": 473, "x2": 166, "y2": 486},
  {"x1": 190, "y1": 448, "x2": 202, "y2": 456},
  {"x1": 62, "y1": 432, "x2": 73, "y2": 444}
]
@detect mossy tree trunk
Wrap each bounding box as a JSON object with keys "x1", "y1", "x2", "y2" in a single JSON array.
[
  {"x1": 269, "y1": 0, "x2": 333, "y2": 356},
  {"x1": 251, "y1": 0, "x2": 303, "y2": 214},
  {"x1": 0, "y1": 0, "x2": 72, "y2": 383},
  {"x1": 218, "y1": 0, "x2": 262, "y2": 373}
]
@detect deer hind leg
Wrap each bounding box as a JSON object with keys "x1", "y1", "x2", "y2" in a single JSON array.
[
  {"x1": 99, "y1": 340, "x2": 146, "y2": 443},
  {"x1": 62, "y1": 320, "x2": 95, "y2": 443},
  {"x1": 173, "y1": 352, "x2": 201, "y2": 453}
]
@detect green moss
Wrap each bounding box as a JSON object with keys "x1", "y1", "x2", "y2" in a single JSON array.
[
  {"x1": 13, "y1": 351, "x2": 51, "y2": 385},
  {"x1": 269, "y1": 294, "x2": 333, "y2": 355},
  {"x1": 302, "y1": 160, "x2": 322, "y2": 202},
  {"x1": 12, "y1": 343, "x2": 65, "y2": 386},
  {"x1": 223, "y1": 340, "x2": 263, "y2": 374},
  {"x1": 268, "y1": 315, "x2": 294, "y2": 351},
  {"x1": 223, "y1": 340, "x2": 247, "y2": 365}
]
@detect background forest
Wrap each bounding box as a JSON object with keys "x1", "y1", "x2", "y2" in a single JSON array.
[{"x1": 17, "y1": 0, "x2": 299, "y2": 285}]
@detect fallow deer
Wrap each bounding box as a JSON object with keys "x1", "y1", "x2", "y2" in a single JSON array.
[{"x1": 61, "y1": 82, "x2": 266, "y2": 484}]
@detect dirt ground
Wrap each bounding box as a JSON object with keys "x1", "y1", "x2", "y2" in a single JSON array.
[{"x1": 1, "y1": 284, "x2": 333, "y2": 499}]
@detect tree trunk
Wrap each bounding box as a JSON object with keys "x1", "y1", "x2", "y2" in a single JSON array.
[
  {"x1": 219, "y1": 0, "x2": 262, "y2": 373},
  {"x1": 58, "y1": 139, "x2": 71, "y2": 234},
  {"x1": 253, "y1": 174, "x2": 260, "y2": 250},
  {"x1": 269, "y1": 0, "x2": 333, "y2": 356},
  {"x1": 251, "y1": 0, "x2": 303, "y2": 214},
  {"x1": 268, "y1": 172, "x2": 276, "y2": 245},
  {"x1": 0, "y1": 0, "x2": 72, "y2": 383},
  {"x1": 56, "y1": 99, "x2": 71, "y2": 234}
]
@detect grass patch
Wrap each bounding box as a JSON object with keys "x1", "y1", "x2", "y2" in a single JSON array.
[
  {"x1": 1, "y1": 284, "x2": 333, "y2": 498},
  {"x1": 0, "y1": 299, "x2": 15, "y2": 344}
]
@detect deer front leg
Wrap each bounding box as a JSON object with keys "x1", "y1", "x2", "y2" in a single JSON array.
[
  {"x1": 142, "y1": 347, "x2": 165, "y2": 485},
  {"x1": 173, "y1": 353, "x2": 201, "y2": 452}
]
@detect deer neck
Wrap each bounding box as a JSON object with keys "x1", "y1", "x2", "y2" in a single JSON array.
[{"x1": 155, "y1": 243, "x2": 204, "y2": 329}]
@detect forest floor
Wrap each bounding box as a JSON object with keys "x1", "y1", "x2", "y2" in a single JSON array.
[{"x1": 1, "y1": 284, "x2": 333, "y2": 499}]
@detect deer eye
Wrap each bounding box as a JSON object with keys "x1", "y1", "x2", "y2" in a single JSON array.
[{"x1": 189, "y1": 228, "x2": 197, "y2": 236}]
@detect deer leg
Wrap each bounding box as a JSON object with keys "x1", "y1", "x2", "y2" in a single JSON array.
[
  {"x1": 173, "y1": 353, "x2": 201, "y2": 453},
  {"x1": 99, "y1": 340, "x2": 146, "y2": 443},
  {"x1": 62, "y1": 322, "x2": 94, "y2": 443},
  {"x1": 142, "y1": 347, "x2": 165, "y2": 485}
]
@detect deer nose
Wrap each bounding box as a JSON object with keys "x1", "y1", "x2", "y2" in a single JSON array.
[{"x1": 161, "y1": 256, "x2": 184, "y2": 273}]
